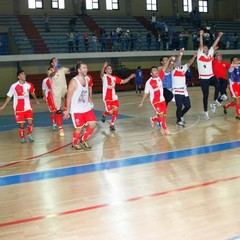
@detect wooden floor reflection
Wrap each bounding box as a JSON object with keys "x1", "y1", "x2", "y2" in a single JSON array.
[{"x1": 0, "y1": 87, "x2": 240, "y2": 240}]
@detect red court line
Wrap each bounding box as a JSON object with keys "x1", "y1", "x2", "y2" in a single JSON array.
[
  {"x1": 0, "y1": 143, "x2": 72, "y2": 169},
  {"x1": 1, "y1": 175, "x2": 239, "y2": 228}
]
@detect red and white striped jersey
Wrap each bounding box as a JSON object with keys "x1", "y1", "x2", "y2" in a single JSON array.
[
  {"x1": 172, "y1": 64, "x2": 188, "y2": 95},
  {"x1": 42, "y1": 77, "x2": 52, "y2": 98},
  {"x1": 102, "y1": 74, "x2": 122, "y2": 101},
  {"x1": 197, "y1": 47, "x2": 214, "y2": 79},
  {"x1": 144, "y1": 77, "x2": 165, "y2": 105},
  {"x1": 7, "y1": 81, "x2": 35, "y2": 112}
]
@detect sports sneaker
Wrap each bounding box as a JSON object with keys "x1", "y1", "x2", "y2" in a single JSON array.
[
  {"x1": 52, "y1": 124, "x2": 58, "y2": 131},
  {"x1": 59, "y1": 128, "x2": 64, "y2": 137},
  {"x1": 181, "y1": 117, "x2": 186, "y2": 124},
  {"x1": 150, "y1": 117, "x2": 155, "y2": 128},
  {"x1": 163, "y1": 128, "x2": 171, "y2": 135},
  {"x1": 28, "y1": 135, "x2": 34, "y2": 142},
  {"x1": 220, "y1": 94, "x2": 228, "y2": 101},
  {"x1": 20, "y1": 138, "x2": 27, "y2": 144},
  {"x1": 203, "y1": 111, "x2": 210, "y2": 120},
  {"x1": 210, "y1": 103, "x2": 216, "y2": 114},
  {"x1": 176, "y1": 121, "x2": 185, "y2": 127},
  {"x1": 72, "y1": 144, "x2": 83, "y2": 150},
  {"x1": 235, "y1": 116, "x2": 240, "y2": 120},
  {"x1": 79, "y1": 140, "x2": 91, "y2": 150},
  {"x1": 214, "y1": 100, "x2": 221, "y2": 107},
  {"x1": 223, "y1": 105, "x2": 227, "y2": 114},
  {"x1": 101, "y1": 114, "x2": 106, "y2": 123},
  {"x1": 109, "y1": 125, "x2": 116, "y2": 131}
]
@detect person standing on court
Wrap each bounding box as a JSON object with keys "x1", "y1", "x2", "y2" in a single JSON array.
[
  {"x1": 135, "y1": 66, "x2": 143, "y2": 95},
  {"x1": 100, "y1": 61, "x2": 136, "y2": 131},
  {"x1": 47, "y1": 57, "x2": 74, "y2": 137},
  {"x1": 0, "y1": 69, "x2": 40, "y2": 143},
  {"x1": 63, "y1": 61, "x2": 96, "y2": 150},
  {"x1": 138, "y1": 57, "x2": 174, "y2": 135},
  {"x1": 197, "y1": 30, "x2": 223, "y2": 120}
]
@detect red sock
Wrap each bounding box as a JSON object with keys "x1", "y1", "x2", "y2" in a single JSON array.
[
  {"x1": 27, "y1": 124, "x2": 33, "y2": 135},
  {"x1": 73, "y1": 131, "x2": 81, "y2": 146},
  {"x1": 235, "y1": 103, "x2": 240, "y2": 116},
  {"x1": 103, "y1": 111, "x2": 110, "y2": 116},
  {"x1": 18, "y1": 128, "x2": 25, "y2": 139},
  {"x1": 111, "y1": 110, "x2": 118, "y2": 125},
  {"x1": 81, "y1": 126, "x2": 94, "y2": 142},
  {"x1": 152, "y1": 116, "x2": 158, "y2": 123},
  {"x1": 51, "y1": 114, "x2": 57, "y2": 125},
  {"x1": 157, "y1": 116, "x2": 167, "y2": 130},
  {"x1": 56, "y1": 113, "x2": 63, "y2": 129},
  {"x1": 225, "y1": 101, "x2": 235, "y2": 109}
]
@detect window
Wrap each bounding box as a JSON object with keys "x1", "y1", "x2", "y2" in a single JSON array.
[
  {"x1": 86, "y1": 0, "x2": 99, "y2": 10},
  {"x1": 106, "y1": 0, "x2": 119, "y2": 10},
  {"x1": 28, "y1": 0, "x2": 43, "y2": 9},
  {"x1": 198, "y1": 0, "x2": 208, "y2": 12},
  {"x1": 183, "y1": 0, "x2": 192, "y2": 12},
  {"x1": 52, "y1": 0, "x2": 65, "y2": 9},
  {"x1": 146, "y1": 0, "x2": 157, "y2": 11}
]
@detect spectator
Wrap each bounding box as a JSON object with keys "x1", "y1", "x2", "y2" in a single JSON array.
[
  {"x1": 83, "y1": 32, "x2": 89, "y2": 52},
  {"x1": 81, "y1": 0, "x2": 86, "y2": 15},
  {"x1": 137, "y1": 30, "x2": 142, "y2": 51},
  {"x1": 92, "y1": 32, "x2": 98, "y2": 52},
  {"x1": 233, "y1": 33, "x2": 239, "y2": 49},
  {"x1": 44, "y1": 13, "x2": 50, "y2": 32},
  {"x1": 69, "y1": 17, "x2": 77, "y2": 32},
  {"x1": 67, "y1": 30, "x2": 74, "y2": 53},
  {"x1": 74, "y1": 31, "x2": 80, "y2": 52},
  {"x1": 146, "y1": 29, "x2": 152, "y2": 50}
]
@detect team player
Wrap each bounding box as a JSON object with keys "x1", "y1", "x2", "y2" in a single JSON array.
[
  {"x1": 135, "y1": 66, "x2": 143, "y2": 95},
  {"x1": 197, "y1": 30, "x2": 223, "y2": 120},
  {"x1": 63, "y1": 61, "x2": 96, "y2": 150},
  {"x1": 172, "y1": 52, "x2": 197, "y2": 127},
  {"x1": 228, "y1": 57, "x2": 240, "y2": 120},
  {"x1": 100, "y1": 61, "x2": 136, "y2": 131},
  {"x1": 0, "y1": 69, "x2": 40, "y2": 143},
  {"x1": 138, "y1": 57, "x2": 174, "y2": 135},
  {"x1": 47, "y1": 58, "x2": 74, "y2": 136}
]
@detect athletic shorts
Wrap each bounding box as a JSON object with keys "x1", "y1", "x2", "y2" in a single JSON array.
[
  {"x1": 153, "y1": 101, "x2": 167, "y2": 115},
  {"x1": 15, "y1": 109, "x2": 33, "y2": 123},
  {"x1": 46, "y1": 93, "x2": 57, "y2": 112},
  {"x1": 71, "y1": 109, "x2": 96, "y2": 128},
  {"x1": 230, "y1": 82, "x2": 240, "y2": 98},
  {"x1": 104, "y1": 100, "x2": 119, "y2": 112}
]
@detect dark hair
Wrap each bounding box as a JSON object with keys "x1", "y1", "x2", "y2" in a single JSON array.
[
  {"x1": 104, "y1": 64, "x2": 112, "y2": 72},
  {"x1": 49, "y1": 57, "x2": 56, "y2": 65},
  {"x1": 17, "y1": 69, "x2": 24, "y2": 76},
  {"x1": 76, "y1": 61, "x2": 86, "y2": 70},
  {"x1": 150, "y1": 66, "x2": 157, "y2": 74},
  {"x1": 138, "y1": 66, "x2": 141, "y2": 69},
  {"x1": 230, "y1": 56, "x2": 238, "y2": 63},
  {"x1": 160, "y1": 56, "x2": 168, "y2": 63}
]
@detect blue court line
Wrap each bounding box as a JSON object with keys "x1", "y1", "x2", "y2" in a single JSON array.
[
  {"x1": 0, "y1": 140, "x2": 239, "y2": 187},
  {"x1": 0, "y1": 110, "x2": 132, "y2": 131}
]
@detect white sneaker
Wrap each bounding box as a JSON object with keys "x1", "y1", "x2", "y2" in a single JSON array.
[
  {"x1": 220, "y1": 94, "x2": 228, "y2": 101},
  {"x1": 214, "y1": 100, "x2": 221, "y2": 107},
  {"x1": 210, "y1": 103, "x2": 216, "y2": 114},
  {"x1": 181, "y1": 117, "x2": 186, "y2": 124},
  {"x1": 203, "y1": 111, "x2": 210, "y2": 120}
]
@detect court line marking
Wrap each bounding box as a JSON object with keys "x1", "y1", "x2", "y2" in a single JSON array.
[
  {"x1": 0, "y1": 110, "x2": 200, "y2": 169},
  {"x1": 0, "y1": 174, "x2": 239, "y2": 228},
  {"x1": 0, "y1": 140, "x2": 239, "y2": 186}
]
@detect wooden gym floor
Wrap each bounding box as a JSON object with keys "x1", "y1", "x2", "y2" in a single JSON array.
[{"x1": 0, "y1": 87, "x2": 240, "y2": 240}]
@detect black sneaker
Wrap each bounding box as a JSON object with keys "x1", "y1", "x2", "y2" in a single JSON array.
[
  {"x1": 223, "y1": 105, "x2": 227, "y2": 114},
  {"x1": 109, "y1": 125, "x2": 116, "y2": 131},
  {"x1": 101, "y1": 114, "x2": 106, "y2": 123},
  {"x1": 72, "y1": 144, "x2": 83, "y2": 150},
  {"x1": 79, "y1": 141, "x2": 91, "y2": 150}
]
